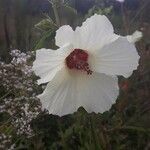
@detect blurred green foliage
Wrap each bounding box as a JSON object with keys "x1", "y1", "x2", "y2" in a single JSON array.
[{"x1": 0, "y1": 0, "x2": 150, "y2": 149}]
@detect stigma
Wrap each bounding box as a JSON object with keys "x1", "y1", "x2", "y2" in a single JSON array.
[{"x1": 65, "y1": 49, "x2": 93, "y2": 75}]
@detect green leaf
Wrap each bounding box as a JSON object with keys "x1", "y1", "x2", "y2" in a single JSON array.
[
  {"x1": 33, "y1": 29, "x2": 56, "y2": 50},
  {"x1": 85, "y1": 5, "x2": 113, "y2": 19},
  {"x1": 62, "y1": 4, "x2": 77, "y2": 16},
  {"x1": 35, "y1": 18, "x2": 57, "y2": 32}
]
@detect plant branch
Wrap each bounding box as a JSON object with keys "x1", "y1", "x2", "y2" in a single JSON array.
[{"x1": 49, "y1": 0, "x2": 61, "y2": 27}]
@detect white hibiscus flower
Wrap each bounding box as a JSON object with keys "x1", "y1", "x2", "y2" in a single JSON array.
[{"x1": 33, "y1": 14, "x2": 140, "y2": 116}]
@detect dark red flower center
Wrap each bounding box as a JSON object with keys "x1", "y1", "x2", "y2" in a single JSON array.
[{"x1": 65, "y1": 49, "x2": 93, "y2": 75}]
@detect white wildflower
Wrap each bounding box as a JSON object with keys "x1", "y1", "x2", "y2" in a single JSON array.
[{"x1": 33, "y1": 14, "x2": 140, "y2": 116}]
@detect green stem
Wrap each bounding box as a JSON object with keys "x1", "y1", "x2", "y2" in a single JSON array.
[
  {"x1": 0, "y1": 90, "x2": 12, "y2": 100},
  {"x1": 51, "y1": 0, "x2": 61, "y2": 27},
  {"x1": 121, "y1": 3, "x2": 129, "y2": 34}
]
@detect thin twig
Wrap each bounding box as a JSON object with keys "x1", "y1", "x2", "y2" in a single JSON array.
[
  {"x1": 48, "y1": 0, "x2": 61, "y2": 27},
  {"x1": 0, "y1": 90, "x2": 12, "y2": 100},
  {"x1": 129, "y1": 0, "x2": 150, "y2": 26}
]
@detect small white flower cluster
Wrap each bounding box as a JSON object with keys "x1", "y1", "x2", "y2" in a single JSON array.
[
  {"x1": 11, "y1": 102, "x2": 41, "y2": 137},
  {"x1": 8, "y1": 143, "x2": 16, "y2": 150},
  {"x1": 10, "y1": 49, "x2": 31, "y2": 65},
  {"x1": 0, "y1": 50, "x2": 34, "y2": 91},
  {"x1": 0, "y1": 134, "x2": 12, "y2": 149},
  {"x1": 0, "y1": 50, "x2": 42, "y2": 140},
  {"x1": 1, "y1": 97, "x2": 41, "y2": 137}
]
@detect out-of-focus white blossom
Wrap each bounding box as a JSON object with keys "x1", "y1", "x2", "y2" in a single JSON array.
[{"x1": 116, "y1": 0, "x2": 125, "y2": 3}]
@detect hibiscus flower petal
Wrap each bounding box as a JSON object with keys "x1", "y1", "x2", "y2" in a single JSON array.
[
  {"x1": 127, "y1": 30, "x2": 143, "y2": 43},
  {"x1": 76, "y1": 72, "x2": 119, "y2": 114},
  {"x1": 55, "y1": 25, "x2": 74, "y2": 47},
  {"x1": 90, "y1": 37, "x2": 140, "y2": 78},
  {"x1": 32, "y1": 44, "x2": 73, "y2": 85},
  {"x1": 38, "y1": 69, "x2": 119, "y2": 116},
  {"x1": 38, "y1": 68, "x2": 77, "y2": 115},
  {"x1": 73, "y1": 14, "x2": 119, "y2": 51}
]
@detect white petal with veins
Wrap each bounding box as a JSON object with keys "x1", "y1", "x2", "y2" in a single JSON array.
[
  {"x1": 32, "y1": 44, "x2": 73, "y2": 85},
  {"x1": 90, "y1": 37, "x2": 140, "y2": 78},
  {"x1": 55, "y1": 25, "x2": 74, "y2": 47},
  {"x1": 38, "y1": 69, "x2": 119, "y2": 116},
  {"x1": 55, "y1": 14, "x2": 119, "y2": 51},
  {"x1": 73, "y1": 14, "x2": 119, "y2": 51}
]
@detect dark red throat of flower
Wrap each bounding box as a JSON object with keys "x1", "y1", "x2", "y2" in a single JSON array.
[{"x1": 65, "y1": 49, "x2": 93, "y2": 75}]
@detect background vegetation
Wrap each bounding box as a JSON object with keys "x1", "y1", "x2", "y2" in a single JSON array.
[{"x1": 0, "y1": 0, "x2": 150, "y2": 149}]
